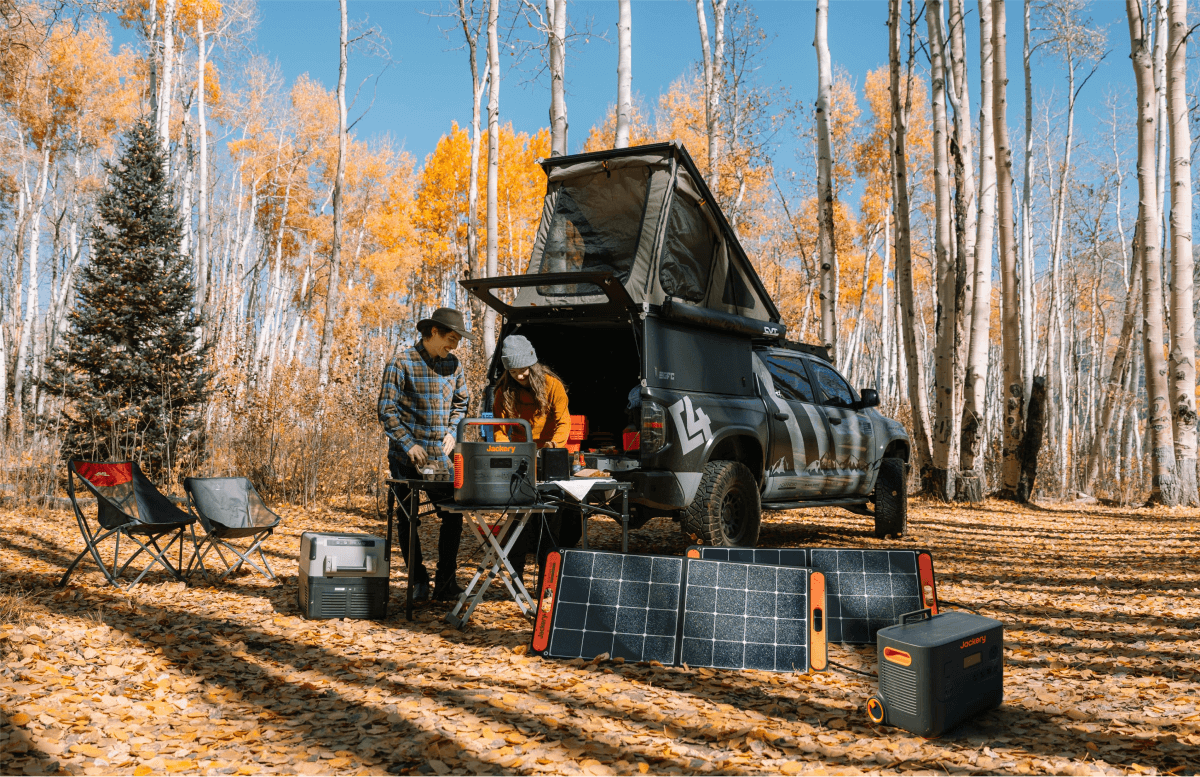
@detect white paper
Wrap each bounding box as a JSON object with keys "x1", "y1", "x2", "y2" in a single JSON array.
[{"x1": 549, "y1": 479, "x2": 614, "y2": 501}]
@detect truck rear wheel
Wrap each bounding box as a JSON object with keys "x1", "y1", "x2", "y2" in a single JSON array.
[
  {"x1": 873, "y1": 457, "x2": 908, "y2": 538},
  {"x1": 681, "y1": 461, "x2": 761, "y2": 547}
]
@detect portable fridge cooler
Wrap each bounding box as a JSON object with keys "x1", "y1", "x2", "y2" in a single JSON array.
[{"x1": 298, "y1": 531, "x2": 389, "y2": 619}]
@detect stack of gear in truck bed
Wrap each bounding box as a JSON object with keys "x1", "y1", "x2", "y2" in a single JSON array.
[
  {"x1": 453, "y1": 418, "x2": 536, "y2": 506},
  {"x1": 298, "y1": 531, "x2": 389, "y2": 619}
]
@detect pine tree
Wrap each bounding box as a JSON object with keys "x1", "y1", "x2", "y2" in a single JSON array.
[{"x1": 42, "y1": 118, "x2": 208, "y2": 479}]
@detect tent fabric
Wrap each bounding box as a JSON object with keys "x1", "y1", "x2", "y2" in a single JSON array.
[{"x1": 513, "y1": 143, "x2": 778, "y2": 321}]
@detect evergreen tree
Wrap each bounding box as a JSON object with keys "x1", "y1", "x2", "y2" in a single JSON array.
[{"x1": 42, "y1": 118, "x2": 208, "y2": 479}]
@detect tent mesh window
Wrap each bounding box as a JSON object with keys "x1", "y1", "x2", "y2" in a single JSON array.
[
  {"x1": 722, "y1": 260, "x2": 757, "y2": 309},
  {"x1": 537, "y1": 167, "x2": 651, "y2": 297},
  {"x1": 659, "y1": 195, "x2": 717, "y2": 303}
]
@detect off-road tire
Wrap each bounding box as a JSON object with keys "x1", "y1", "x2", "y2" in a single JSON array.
[
  {"x1": 873, "y1": 457, "x2": 907, "y2": 538},
  {"x1": 681, "y1": 460, "x2": 761, "y2": 547}
]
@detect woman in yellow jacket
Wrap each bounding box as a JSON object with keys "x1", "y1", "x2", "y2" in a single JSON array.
[
  {"x1": 492, "y1": 335, "x2": 579, "y2": 587},
  {"x1": 492, "y1": 335, "x2": 570, "y2": 449}
]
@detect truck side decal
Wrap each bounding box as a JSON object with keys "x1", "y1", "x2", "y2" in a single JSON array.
[
  {"x1": 752, "y1": 356, "x2": 827, "y2": 467},
  {"x1": 669, "y1": 396, "x2": 713, "y2": 455}
]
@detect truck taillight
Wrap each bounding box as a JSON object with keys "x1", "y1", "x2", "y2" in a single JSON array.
[{"x1": 641, "y1": 398, "x2": 667, "y2": 455}]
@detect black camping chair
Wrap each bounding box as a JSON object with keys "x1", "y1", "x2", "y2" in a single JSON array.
[
  {"x1": 59, "y1": 461, "x2": 197, "y2": 589},
  {"x1": 183, "y1": 477, "x2": 282, "y2": 582}
]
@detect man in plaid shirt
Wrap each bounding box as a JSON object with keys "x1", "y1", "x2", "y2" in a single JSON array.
[{"x1": 379, "y1": 307, "x2": 471, "y2": 601}]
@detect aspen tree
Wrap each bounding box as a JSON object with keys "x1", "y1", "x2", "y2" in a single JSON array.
[
  {"x1": 455, "y1": 0, "x2": 488, "y2": 364},
  {"x1": 159, "y1": 0, "x2": 177, "y2": 157},
  {"x1": 889, "y1": 0, "x2": 934, "y2": 480},
  {"x1": 317, "y1": 0, "x2": 347, "y2": 389},
  {"x1": 926, "y1": 0, "x2": 958, "y2": 500},
  {"x1": 1126, "y1": 0, "x2": 1180, "y2": 505},
  {"x1": 961, "y1": 0, "x2": 996, "y2": 496},
  {"x1": 993, "y1": 0, "x2": 1026, "y2": 498},
  {"x1": 547, "y1": 0, "x2": 567, "y2": 155},
  {"x1": 814, "y1": 0, "x2": 838, "y2": 363},
  {"x1": 1165, "y1": 0, "x2": 1197, "y2": 504},
  {"x1": 694, "y1": 0, "x2": 727, "y2": 190},
  {"x1": 615, "y1": 0, "x2": 632, "y2": 149},
  {"x1": 485, "y1": 0, "x2": 500, "y2": 357}
]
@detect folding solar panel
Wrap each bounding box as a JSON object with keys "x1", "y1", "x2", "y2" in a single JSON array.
[
  {"x1": 532, "y1": 549, "x2": 684, "y2": 664},
  {"x1": 686, "y1": 547, "x2": 939, "y2": 644},
  {"x1": 531, "y1": 549, "x2": 828, "y2": 673}
]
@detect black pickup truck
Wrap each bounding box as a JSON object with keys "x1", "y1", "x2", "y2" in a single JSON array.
[{"x1": 463, "y1": 142, "x2": 911, "y2": 547}]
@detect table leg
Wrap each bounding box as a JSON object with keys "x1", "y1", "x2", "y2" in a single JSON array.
[
  {"x1": 581, "y1": 507, "x2": 589, "y2": 551},
  {"x1": 406, "y1": 489, "x2": 419, "y2": 622},
  {"x1": 446, "y1": 510, "x2": 537, "y2": 629},
  {"x1": 621, "y1": 487, "x2": 629, "y2": 554}
]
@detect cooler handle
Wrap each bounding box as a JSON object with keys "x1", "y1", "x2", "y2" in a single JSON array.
[
  {"x1": 456, "y1": 417, "x2": 533, "y2": 441},
  {"x1": 899, "y1": 608, "x2": 932, "y2": 625},
  {"x1": 324, "y1": 556, "x2": 377, "y2": 575}
]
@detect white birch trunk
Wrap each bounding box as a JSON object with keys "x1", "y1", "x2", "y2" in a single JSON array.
[
  {"x1": 615, "y1": 0, "x2": 633, "y2": 149},
  {"x1": 1127, "y1": 0, "x2": 1180, "y2": 505},
  {"x1": 1166, "y1": 0, "x2": 1197, "y2": 503},
  {"x1": 197, "y1": 15, "x2": 210, "y2": 329},
  {"x1": 890, "y1": 0, "x2": 935, "y2": 477},
  {"x1": 961, "y1": 0, "x2": 996, "y2": 480},
  {"x1": 318, "y1": 0, "x2": 349, "y2": 390},
  {"x1": 13, "y1": 144, "x2": 52, "y2": 431},
  {"x1": 159, "y1": 0, "x2": 178, "y2": 159},
  {"x1": 993, "y1": 0, "x2": 1025, "y2": 497},
  {"x1": 926, "y1": 0, "x2": 958, "y2": 500},
  {"x1": 547, "y1": 0, "x2": 568, "y2": 156},
  {"x1": 1019, "y1": 0, "x2": 1035, "y2": 401},
  {"x1": 485, "y1": 0, "x2": 501, "y2": 359},
  {"x1": 814, "y1": 0, "x2": 838, "y2": 364}
]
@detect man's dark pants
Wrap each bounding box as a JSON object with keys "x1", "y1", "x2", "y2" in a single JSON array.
[{"x1": 388, "y1": 456, "x2": 462, "y2": 587}]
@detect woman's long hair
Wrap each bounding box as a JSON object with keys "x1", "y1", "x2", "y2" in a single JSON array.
[{"x1": 495, "y1": 362, "x2": 561, "y2": 418}]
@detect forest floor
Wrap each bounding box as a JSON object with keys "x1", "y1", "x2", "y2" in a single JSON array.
[{"x1": 1, "y1": 495, "x2": 1198, "y2": 776}]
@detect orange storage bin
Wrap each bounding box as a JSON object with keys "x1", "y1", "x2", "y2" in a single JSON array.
[{"x1": 567, "y1": 415, "x2": 588, "y2": 452}]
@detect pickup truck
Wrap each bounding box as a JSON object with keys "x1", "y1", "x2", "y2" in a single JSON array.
[{"x1": 463, "y1": 142, "x2": 911, "y2": 546}]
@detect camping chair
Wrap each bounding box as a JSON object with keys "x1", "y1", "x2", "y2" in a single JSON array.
[
  {"x1": 59, "y1": 461, "x2": 197, "y2": 589},
  {"x1": 183, "y1": 477, "x2": 282, "y2": 582}
]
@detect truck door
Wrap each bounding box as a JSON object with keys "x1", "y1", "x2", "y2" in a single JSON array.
[
  {"x1": 754, "y1": 352, "x2": 833, "y2": 499},
  {"x1": 805, "y1": 359, "x2": 875, "y2": 496}
]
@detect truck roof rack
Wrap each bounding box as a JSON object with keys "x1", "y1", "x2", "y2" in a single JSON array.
[{"x1": 754, "y1": 339, "x2": 832, "y2": 363}]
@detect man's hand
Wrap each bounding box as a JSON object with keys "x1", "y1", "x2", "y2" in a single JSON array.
[
  {"x1": 441, "y1": 432, "x2": 456, "y2": 456},
  {"x1": 408, "y1": 444, "x2": 429, "y2": 467}
]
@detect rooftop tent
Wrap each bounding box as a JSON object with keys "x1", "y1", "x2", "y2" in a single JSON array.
[{"x1": 513, "y1": 142, "x2": 780, "y2": 322}]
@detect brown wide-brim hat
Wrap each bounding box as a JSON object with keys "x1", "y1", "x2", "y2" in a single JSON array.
[{"x1": 418, "y1": 307, "x2": 473, "y2": 339}]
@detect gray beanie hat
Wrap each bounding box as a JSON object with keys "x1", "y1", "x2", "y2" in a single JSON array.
[{"x1": 501, "y1": 335, "x2": 538, "y2": 370}]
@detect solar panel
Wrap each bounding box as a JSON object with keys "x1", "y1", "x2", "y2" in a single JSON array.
[
  {"x1": 686, "y1": 547, "x2": 938, "y2": 644},
  {"x1": 532, "y1": 549, "x2": 683, "y2": 664},
  {"x1": 531, "y1": 550, "x2": 827, "y2": 673},
  {"x1": 680, "y1": 559, "x2": 822, "y2": 672}
]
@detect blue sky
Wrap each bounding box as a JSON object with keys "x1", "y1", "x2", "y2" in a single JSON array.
[{"x1": 245, "y1": 0, "x2": 1135, "y2": 175}]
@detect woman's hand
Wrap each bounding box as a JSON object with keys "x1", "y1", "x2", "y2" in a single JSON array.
[
  {"x1": 408, "y1": 444, "x2": 429, "y2": 467},
  {"x1": 442, "y1": 432, "x2": 456, "y2": 456}
]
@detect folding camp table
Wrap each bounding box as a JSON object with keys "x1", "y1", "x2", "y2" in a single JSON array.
[
  {"x1": 538, "y1": 479, "x2": 633, "y2": 552},
  {"x1": 385, "y1": 477, "x2": 455, "y2": 622},
  {"x1": 439, "y1": 501, "x2": 558, "y2": 629}
]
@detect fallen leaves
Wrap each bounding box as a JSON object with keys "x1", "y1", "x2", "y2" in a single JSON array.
[{"x1": 2, "y1": 498, "x2": 1199, "y2": 775}]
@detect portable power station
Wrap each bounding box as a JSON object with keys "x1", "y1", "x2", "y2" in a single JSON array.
[
  {"x1": 866, "y1": 609, "x2": 1003, "y2": 737},
  {"x1": 453, "y1": 417, "x2": 536, "y2": 506},
  {"x1": 298, "y1": 532, "x2": 389, "y2": 620}
]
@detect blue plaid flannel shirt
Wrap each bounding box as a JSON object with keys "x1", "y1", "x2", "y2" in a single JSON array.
[{"x1": 378, "y1": 341, "x2": 470, "y2": 470}]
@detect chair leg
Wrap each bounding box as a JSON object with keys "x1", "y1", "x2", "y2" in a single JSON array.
[
  {"x1": 58, "y1": 527, "x2": 122, "y2": 588},
  {"x1": 122, "y1": 529, "x2": 188, "y2": 588}
]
